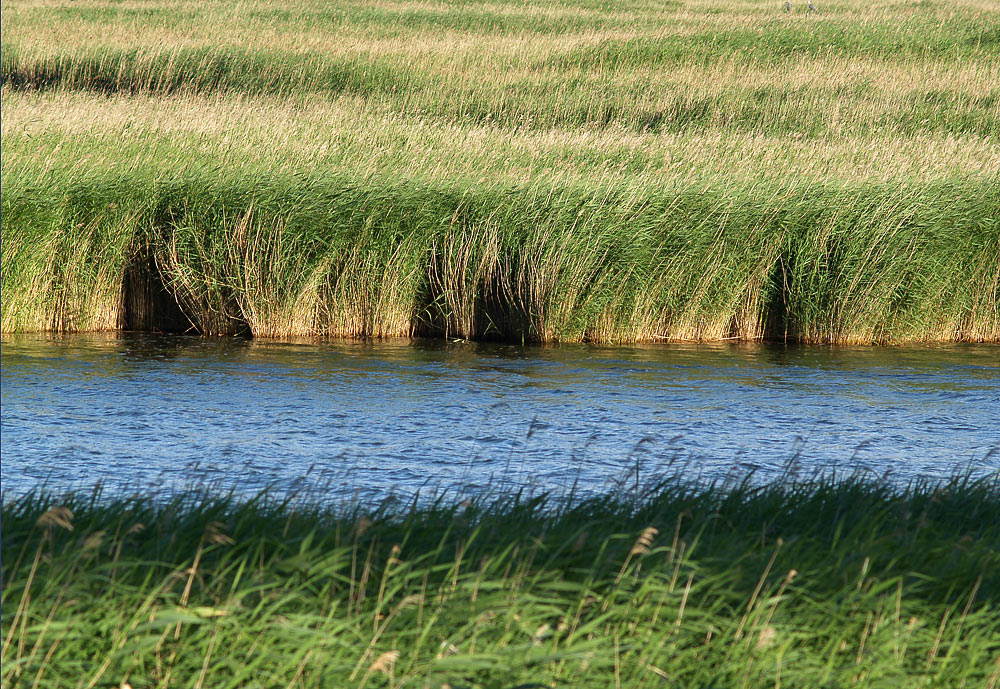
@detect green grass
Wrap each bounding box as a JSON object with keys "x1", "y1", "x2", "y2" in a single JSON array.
[
  {"x1": 3, "y1": 472, "x2": 998, "y2": 688},
  {"x1": 1, "y1": 0, "x2": 998, "y2": 343},
  {"x1": 3, "y1": 167, "x2": 998, "y2": 342}
]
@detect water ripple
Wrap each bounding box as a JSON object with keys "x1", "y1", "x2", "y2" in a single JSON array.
[{"x1": 2, "y1": 334, "x2": 998, "y2": 500}]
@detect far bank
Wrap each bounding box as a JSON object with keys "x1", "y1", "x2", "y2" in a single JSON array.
[{"x1": 3, "y1": 173, "x2": 998, "y2": 344}]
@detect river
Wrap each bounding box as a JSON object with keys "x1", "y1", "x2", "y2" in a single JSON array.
[{"x1": 2, "y1": 334, "x2": 997, "y2": 501}]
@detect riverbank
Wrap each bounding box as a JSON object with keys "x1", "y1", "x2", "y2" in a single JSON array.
[
  {"x1": 4, "y1": 169, "x2": 998, "y2": 343},
  {"x1": 2, "y1": 0, "x2": 998, "y2": 344},
  {"x1": 2, "y1": 473, "x2": 997, "y2": 688}
]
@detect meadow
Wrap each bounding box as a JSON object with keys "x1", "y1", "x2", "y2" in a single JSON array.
[
  {"x1": 2, "y1": 471, "x2": 998, "y2": 689},
  {"x1": 2, "y1": 0, "x2": 998, "y2": 343}
]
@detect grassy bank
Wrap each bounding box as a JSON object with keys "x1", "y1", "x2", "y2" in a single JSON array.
[
  {"x1": 3, "y1": 165, "x2": 999, "y2": 342},
  {"x1": 2, "y1": 0, "x2": 998, "y2": 343},
  {"x1": 3, "y1": 473, "x2": 998, "y2": 688}
]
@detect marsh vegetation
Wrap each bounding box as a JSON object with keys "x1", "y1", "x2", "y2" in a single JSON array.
[
  {"x1": 2, "y1": 0, "x2": 998, "y2": 342},
  {"x1": 3, "y1": 472, "x2": 998, "y2": 688},
  {"x1": 3, "y1": 4, "x2": 998, "y2": 686}
]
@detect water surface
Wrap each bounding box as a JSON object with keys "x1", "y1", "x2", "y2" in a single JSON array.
[{"x1": 2, "y1": 334, "x2": 997, "y2": 500}]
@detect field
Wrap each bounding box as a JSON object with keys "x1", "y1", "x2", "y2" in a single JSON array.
[
  {"x1": 3, "y1": 472, "x2": 999, "y2": 689},
  {"x1": 2, "y1": 0, "x2": 998, "y2": 343}
]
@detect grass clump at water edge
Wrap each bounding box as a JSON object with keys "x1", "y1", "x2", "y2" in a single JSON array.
[
  {"x1": 2, "y1": 471, "x2": 999, "y2": 688},
  {"x1": 3, "y1": 172, "x2": 998, "y2": 344}
]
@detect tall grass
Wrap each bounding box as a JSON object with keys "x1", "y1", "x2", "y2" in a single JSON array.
[
  {"x1": 2, "y1": 0, "x2": 998, "y2": 342},
  {"x1": 3, "y1": 472, "x2": 998, "y2": 688},
  {"x1": 3, "y1": 0, "x2": 998, "y2": 135},
  {"x1": 3, "y1": 166, "x2": 998, "y2": 342}
]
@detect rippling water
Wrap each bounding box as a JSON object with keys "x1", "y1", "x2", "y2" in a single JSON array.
[{"x1": 2, "y1": 334, "x2": 997, "y2": 500}]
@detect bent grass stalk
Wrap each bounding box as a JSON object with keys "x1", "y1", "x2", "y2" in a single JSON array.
[
  {"x1": 3, "y1": 472, "x2": 997, "y2": 688},
  {"x1": 4, "y1": 170, "x2": 996, "y2": 342}
]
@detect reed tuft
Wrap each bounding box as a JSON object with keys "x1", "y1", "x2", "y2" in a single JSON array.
[{"x1": 2, "y1": 0, "x2": 997, "y2": 343}]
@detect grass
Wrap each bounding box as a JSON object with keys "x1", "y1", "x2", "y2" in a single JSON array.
[
  {"x1": 3, "y1": 159, "x2": 997, "y2": 342},
  {"x1": 3, "y1": 0, "x2": 999, "y2": 136},
  {"x1": 2, "y1": 471, "x2": 998, "y2": 688},
  {"x1": 1, "y1": 0, "x2": 998, "y2": 343}
]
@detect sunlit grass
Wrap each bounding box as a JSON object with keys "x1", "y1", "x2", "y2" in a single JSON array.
[
  {"x1": 3, "y1": 0, "x2": 998, "y2": 138},
  {"x1": 3, "y1": 156, "x2": 997, "y2": 342},
  {"x1": 3, "y1": 471, "x2": 998, "y2": 688},
  {"x1": 1, "y1": 0, "x2": 998, "y2": 343},
  {"x1": 5, "y1": 90, "x2": 999, "y2": 186}
]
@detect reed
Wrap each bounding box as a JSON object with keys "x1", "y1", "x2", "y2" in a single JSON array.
[
  {"x1": 3, "y1": 166, "x2": 998, "y2": 342},
  {"x1": 2, "y1": 0, "x2": 998, "y2": 343},
  {"x1": 3, "y1": 0, "x2": 998, "y2": 136},
  {"x1": 3, "y1": 470, "x2": 998, "y2": 688}
]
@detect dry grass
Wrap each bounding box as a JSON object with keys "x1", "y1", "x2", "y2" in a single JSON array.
[
  {"x1": 3, "y1": 89, "x2": 997, "y2": 187},
  {"x1": 3, "y1": 0, "x2": 998, "y2": 135}
]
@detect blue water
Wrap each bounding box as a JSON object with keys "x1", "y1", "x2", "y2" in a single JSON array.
[{"x1": 2, "y1": 334, "x2": 997, "y2": 500}]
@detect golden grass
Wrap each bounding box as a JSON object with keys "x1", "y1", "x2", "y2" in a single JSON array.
[
  {"x1": 1, "y1": 0, "x2": 997, "y2": 343},
  {"x1": 3, "y1": 89, "x2": 998, "y2": 187},
  {"x1": 4, "y1": 0, "x2": 998, "y2": 136}
]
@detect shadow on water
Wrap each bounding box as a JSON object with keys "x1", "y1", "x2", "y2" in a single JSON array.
[{"x1": 116, "y1": 332, "x2": 253, "y2": 362}]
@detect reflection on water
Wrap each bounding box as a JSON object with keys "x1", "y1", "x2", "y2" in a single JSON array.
[{"x1": 2, "y1": 333, "x2": 997, "y2": 500}]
